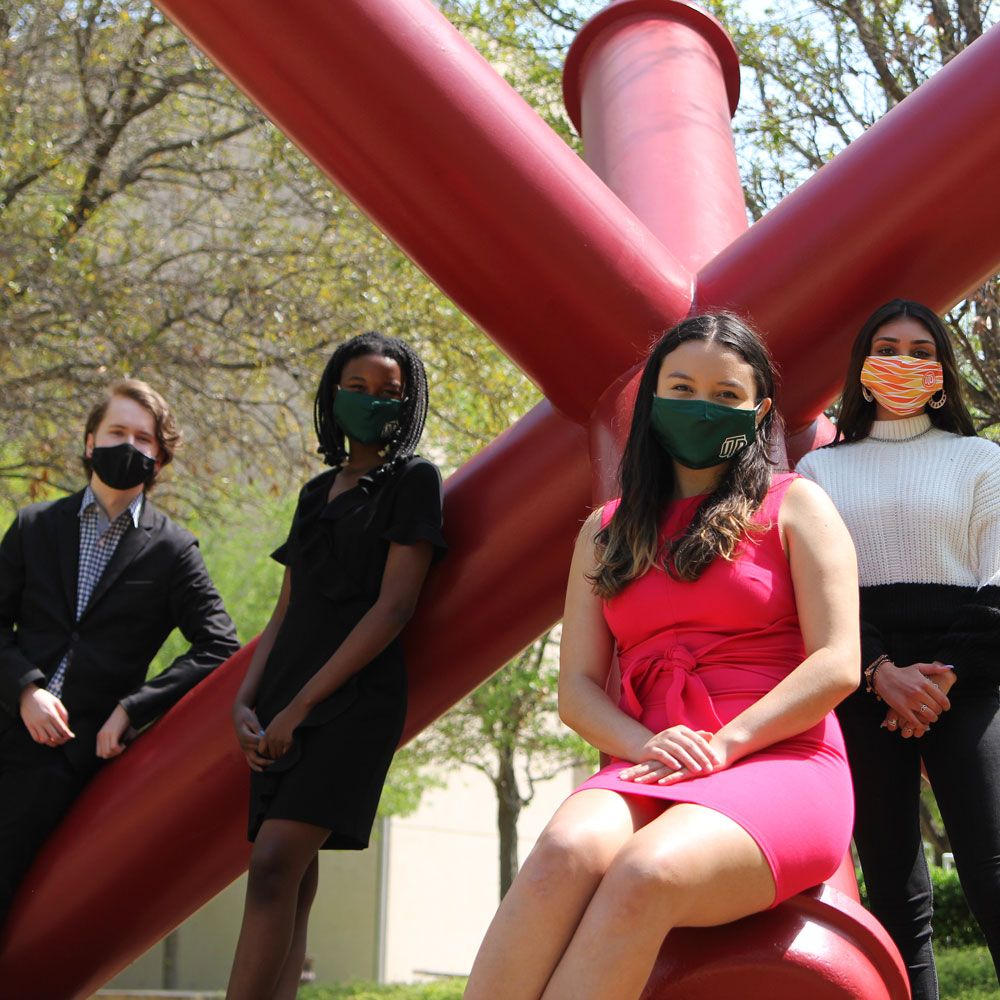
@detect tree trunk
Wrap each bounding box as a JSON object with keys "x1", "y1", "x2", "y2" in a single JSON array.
[
  {"x1": 162, "y1": 930, "x2": 179, "y2": 989},
  {"x1": 497, "y1": 749, "x2": 523, "y2": 899}
]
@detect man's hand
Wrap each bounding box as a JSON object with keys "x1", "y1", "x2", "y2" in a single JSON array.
[
  {"x1": 96, "y1": 704, "x2": 134, "y2": 759},
  {"x1": 19, "y1": 684, "x2": 75, "y2": 745}
]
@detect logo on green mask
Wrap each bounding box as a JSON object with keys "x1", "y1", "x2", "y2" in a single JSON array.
[
  {"x1": 333, "y1": 390, "x2": 403, "y2": 445},
  {"x1": 649, "y1": 397, "x2": 759, "y2": 470}
]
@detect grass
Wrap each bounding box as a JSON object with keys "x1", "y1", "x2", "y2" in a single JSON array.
[
  {"x1": 937, "y1": 945, "x2": 996, "y2": 999},
  {"x1": 299, "y1": 981, "x2": 466, "y2": 1000},
  {"x1": 296, "y1": 949, "x2": 996, "y2": 999}
]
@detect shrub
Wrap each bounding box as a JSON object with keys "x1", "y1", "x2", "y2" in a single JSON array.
[
  {"x1": 930, "y1": 867, "x2": 987, "y2": 949},
  {"x1": 856, "y1": 865, "x2": 986, "y2": 949},
  {"x1": 937, "y1": 946, "x2": 996, "y2": 998}
]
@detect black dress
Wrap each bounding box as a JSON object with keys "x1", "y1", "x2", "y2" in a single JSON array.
[{"x1": 248, "y1": 456, "x2": 446, "y2": 849}]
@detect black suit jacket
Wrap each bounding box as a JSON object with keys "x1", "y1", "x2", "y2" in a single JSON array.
[{"x1": 0, "y1": 489, "x2": 239, "y2": 771}]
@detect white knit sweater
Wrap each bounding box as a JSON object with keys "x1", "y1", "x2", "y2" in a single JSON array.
[
  {"x1": 796, "y1": 414, "x2": 1000, "y2": 676},
  {"x1": 796, "y1": 414, "x2": 1000, "y2": 590}
]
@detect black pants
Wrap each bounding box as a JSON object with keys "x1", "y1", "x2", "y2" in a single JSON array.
[
  {"x1": 0, "y1": 721, "x2": 89, "y2": 926},
  {"x1": 838, "y1": 681, "x2": 1000, "y2": 1000}
]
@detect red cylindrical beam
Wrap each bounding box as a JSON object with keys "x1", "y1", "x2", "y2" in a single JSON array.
[
  {"x1": 0, "y1": 645, "x2": 256, "y2": 999},
  {"x1": 564, "y1": 0, "x2": 747, "y2": 272},
  {"x1": 0, "y1": 402, "x2": 592, "y2": 998},
  {"x1": 151, "y1": 0, "x2": 694, "y2": 424},
  {"x1": 589, "y1": 365, "x2": 642, "y2": 505},
  {"x1": 696, "y1": 21, "x2": 1000, "y2": 431},
  {"x1": 642, "y1": 884, "x2": 910, "y2": 999},
  {"x1": 402, "y1": 401, "x2": 592, "y2": 738}
]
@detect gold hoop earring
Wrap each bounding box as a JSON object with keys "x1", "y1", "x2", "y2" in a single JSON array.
[
  {"x1": 861, "y1": 386, "x2": 874, "y2": 403},
  {"x1": 928, "y1": 390, "x2": 947, "y2": 410}
]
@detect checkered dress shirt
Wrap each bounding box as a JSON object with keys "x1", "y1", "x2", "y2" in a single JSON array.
[{"x1": 46, "y1": 486, "x2": 145, "y2": 699}]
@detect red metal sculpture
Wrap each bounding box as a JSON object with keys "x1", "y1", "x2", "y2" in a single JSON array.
[{"x1": 3, "y1": 0, "x2": 1000, "y2": 996}]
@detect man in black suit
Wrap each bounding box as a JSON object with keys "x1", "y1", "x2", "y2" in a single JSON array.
[{"x1": 0, "y1": 379, "x2": 240, "y2": 921}]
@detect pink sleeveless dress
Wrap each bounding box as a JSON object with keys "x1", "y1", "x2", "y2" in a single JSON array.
[{"x1": 575, "y1": 474, "x2": 854, "y2": 904}]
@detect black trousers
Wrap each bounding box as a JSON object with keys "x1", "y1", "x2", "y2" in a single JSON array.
[
  {"x1": 0, "y1": 721, "x2": 89, "y2": 926},
  {"x1": 838, "y1": 681, "x2": 1000, "y2": 1000}
]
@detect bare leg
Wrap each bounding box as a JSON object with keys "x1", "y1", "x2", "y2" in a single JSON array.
[
  {"x1": 541, "y1": 803, "x2": 776, "y2": 1000},
  {"x1": 272, "y1": 853, "x2": 320, "y2": 1000},
  {"x1": 464, "y1": 790, "x2": 664, "y2": 1000},
  {"x1": 226, "y1": 819, "x2": 330, "y2": 1000}
]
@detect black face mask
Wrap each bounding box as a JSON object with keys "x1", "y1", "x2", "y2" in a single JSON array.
[{"x1": 88, "y1": 443, "x2": 156, "y2": 490}]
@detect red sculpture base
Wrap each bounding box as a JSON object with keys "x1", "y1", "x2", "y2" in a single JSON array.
[{"x1": 642, "y1": 880, "x2": 910, "y2": 999}]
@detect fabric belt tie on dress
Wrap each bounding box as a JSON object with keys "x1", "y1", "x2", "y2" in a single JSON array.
[{"x1": 619, "y1": 643, "x2": 723, "y2": 733}]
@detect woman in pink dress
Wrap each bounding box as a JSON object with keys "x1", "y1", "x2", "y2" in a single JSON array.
[{"x1": 464, "y1": 313, "x2": 859, "y2": 1000}]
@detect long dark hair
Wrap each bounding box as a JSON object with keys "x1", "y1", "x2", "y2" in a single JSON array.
[
  {"x1": 314, "y1": 331, "x2": 429, "y2": 481},
  {"x1": 590, "y1": 313, "x2": 778, "y2": 596},
  {"x1": 835, "y1": 299, "x2": 975, "y2": 443}
]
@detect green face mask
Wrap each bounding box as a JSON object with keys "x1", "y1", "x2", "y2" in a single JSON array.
[
  {"x1": 649, "y1": 397, "x2": 761, "y2": 470},
  {"x1": 333, "y1": 390, "x2": 403, "y2": 445}
]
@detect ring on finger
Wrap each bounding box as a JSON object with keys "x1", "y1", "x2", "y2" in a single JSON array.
[
  {"x1": 887, "y1": 719, "x2": 898, "y2": 728},
  {"x1": 918, "y1": 704, "x2": 928, "y2": 714},
  {"x1": 903, "y1": 726, "x2": 914, "y2": 734}
]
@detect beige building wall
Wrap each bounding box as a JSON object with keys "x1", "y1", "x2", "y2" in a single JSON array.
[{"x1": 104, "y1": 762, "x2": 579, "y2": 991}]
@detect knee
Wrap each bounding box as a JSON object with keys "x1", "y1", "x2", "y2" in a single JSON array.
[
  {"x1": 599, "y1": 842, "x2": 687, "y2": 924},
  {"x1": 245, "y1": 840, "x2": 304, "y2": 907},
  {"x1": 518, "y1": 820, "x2": 618, "y2": 896}
]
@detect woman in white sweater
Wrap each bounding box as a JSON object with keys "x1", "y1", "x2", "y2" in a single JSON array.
[{"x1": 796, "y1": 298, "x2": 1000, "y2": 1000}]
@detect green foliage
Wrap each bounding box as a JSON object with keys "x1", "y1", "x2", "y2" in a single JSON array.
[
  {"x1": 376, "y1": 742, "x2": 446, "y2": 821},
  {"x1": 414, "y1": 631, "x2": 596, "y2": 788},
  {"x1": 931, "y1": 866, "x2": 988, "y2": 949},
  {"x1": 857, "y1": 864, "x2": 987, "y2": 950},
  {"x1": 1, "y1": 0, "x2": 538, "y2": 520},
  {"x1": 937, "y1": 946, "x2": 997, "y2": 998},
  {"x1": 146, "y1": 490, "x2": 294, "y2": 676},
  {"x1": 441, "y1": 1, "x2": 600, "y2": 143},
  {"x1": 300, "y1": 980, "x2": 466, "y2": 1000},
  {"x1": 703, "y1": 1, "x2": 1000, "y2": 426},
  {"x1": 411, "y1": 631, "x2": 596, "y2": 895},
  {"x1": 705, "y1": 1, "x2": 997, "y2": 215}
]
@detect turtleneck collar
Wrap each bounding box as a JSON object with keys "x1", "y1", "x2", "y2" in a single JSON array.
[{"x1": 869, "y1": 412, "x2": 933, "y2": 442}]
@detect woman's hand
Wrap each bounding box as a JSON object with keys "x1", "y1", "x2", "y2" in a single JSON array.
[
  {"x1": 618, "y1": 726, "x2": 721, "y2": 784},
  {"x1": 258, "y1": 701, "x2": 308, "y2": 761},
  {"x1": 878, "y1": 661, "x2": 954, "y2": 738},
  {"x1": 232, "y1": 703, "x2": 271, "y2": 771}
]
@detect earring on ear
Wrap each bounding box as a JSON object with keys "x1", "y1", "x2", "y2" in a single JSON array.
[
  {"x1": 861, "y1": 386, "x2": 874, "y2": 403},
  {"x1": 928, "y1": 390, "x2": 947, "y2": 409}
]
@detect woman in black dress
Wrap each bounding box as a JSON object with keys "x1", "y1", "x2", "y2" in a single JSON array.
[{"x1": 226, "y1": 332, "x2": 446, "y2": 1000}]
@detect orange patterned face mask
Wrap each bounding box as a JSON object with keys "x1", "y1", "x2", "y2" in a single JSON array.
[{"x1": 860, "y1": 356, "x2": 944, "y2": 416}]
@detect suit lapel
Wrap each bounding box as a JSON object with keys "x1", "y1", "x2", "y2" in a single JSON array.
[
  {"x1": 81, "y1": 498, "x2": 156, "y2": 618},
  {"x1": 56, "y1": 493, "x2": 83, "y2": 619}
]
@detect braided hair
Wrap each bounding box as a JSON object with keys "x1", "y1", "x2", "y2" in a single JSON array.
[{"x1": 314, "y1": 331, "x2": 429, "y2": 482}]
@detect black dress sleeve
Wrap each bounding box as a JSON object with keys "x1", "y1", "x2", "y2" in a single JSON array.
[
  {"x1": 271, "y1": 477, "x2": 319, "y2": 566},
  {"x1": 382, "y1": 458, "x2": 447, "y2": 563}
]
